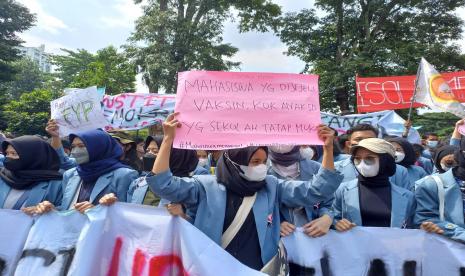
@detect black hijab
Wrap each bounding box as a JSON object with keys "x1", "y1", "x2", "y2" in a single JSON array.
[
  {"x1": 0, "y1": 136, "x2": 62, "y2": 190},
  {"x1": 269, "y1": 146, "x2": 300, "y2": 167},
  {"x1": 170, "y1": 148, "x2": 199, "y2": 177},
  {"x1": 387, "y1": 137, "x2": 416, "y2": 167},
  {"x1": 434, "y1": 145, "x2": 457, "y2": 173},
  {"x1": 453, "y1": 137, "x2": 465, "y2": 181},
  {"x1": 144, "y1": 135, "x2": 163, "y2": 151},
  {"x1": 353, "y1": 153, "x2": 396, "y2": 187},
  {"x1": 216, "y1": 147, "x2": 268, "y2": 197}
]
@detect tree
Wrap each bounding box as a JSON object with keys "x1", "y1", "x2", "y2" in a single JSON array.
[
  {"x1": 51, "y1": 46, "x2": 136, "y2": 95},
  {"x1": 0, "y1": 0, "x2": 35, "y2": 83},
  {"x1": 1, "y1": 57, "x2": 46, "y2": 100},
  {"x1": 3, "y1": 89, "x2": 55, "y2": 136},
  {"x1": 126, "y1": 0, "x2": 281, "y2": 93},
  {"x1": 276, "y1": 0, "x2": 465, "y2": 113}
]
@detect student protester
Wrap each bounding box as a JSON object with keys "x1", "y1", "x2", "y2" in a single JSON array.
[
  {"x1": 422, "y1": 132, "x2": 441, "y2": 159},
  {"x1": 432, "y1": 145, "x2": 458, "y2": 174},
  {"x1": 1, "y1": 136, "x2": 62, "y2": 210},
  {"x1": 135, "y1": 137, "x2": 146, "y2": 160},
  {"x1": 145, "y1": 113, "x2": 343, "y2": 271},
  {"x1": 332, "y1": 138, "x2": 416, "y2": 231},
  {"x1": 387, "y1": 137, "x2": 428, "y2": 191},
  {"x1": 109, "y1": 131, "x2": 143, "y2": 172},
  {"x1": 335, "y1": 124, "x2": 409, "y2": 188},
  {"x1": 338, "y1": 134, "x2": 350, "y2": 154},
  {"x1": 197, "y1": 150, "x2": 210, "y2": 171},
  {"x1": 415, "y1": 137, "x2": 465, "y2": 243},
  {"x1": 413, "y1": 144, "x2": 434, "y2": 174},
  {"x1": 32, "y1": 129, "x2": 138, "y2": 214},
  {"x1": 267, "y1": 145, "x2": 332, "y2": 274}
]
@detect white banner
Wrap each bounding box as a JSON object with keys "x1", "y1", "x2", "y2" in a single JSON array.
[
  {"x1": 1, "y1": 204, "x2": 264, "y2": 276},
  {"x1": 283, "y1": 227, "x2": 465, "y2": 276},
  {"x1": 51, "y1": 87, "x2": 109, "y2": 136},
  {"x1": 321, "y1": 110, "x2": 421, "y2": 144},
  {"x1": 0, "y1": 210, "x2": 33, "y2": 276},
  {"x1": 102, "y1": 93, "x2": 176, "y2": 130}
]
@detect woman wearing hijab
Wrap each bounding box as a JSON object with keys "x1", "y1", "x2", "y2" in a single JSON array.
[
  {"x1": 128, "y1": 135, "x2": 208, "y2": 206},
  {"x1": 109, "y1": 131, "x2": 143, "y2": 172},
  {"x1": 432, "y1": 145, "x2": 457, "y2": 174},
  {"x1": 332, "y1": 138, "x2": 415, "y2": 232},
  {"x1": 34, "y1": 129, "x2": 138, "y2": 214},
  {"x1": 0, "y1": 136, "x2": 62, "y2": 209},
  {"x1": 145, "y1": 113, "x2": 343, "y2": 271},
  {"x1": 268, "y1": 145, "x2": 334, "y2": 274},
  {"x1": 387, "y1": 137, "x2": 428, "y2": 191},
  {"x1": 415, "y1": 137, "x2": 465, "y2": 243}
]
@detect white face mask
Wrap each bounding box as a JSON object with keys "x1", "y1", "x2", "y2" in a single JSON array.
[
  {"x1": 300, "y1": 147, "x2": 314, "y2": 160},
  {"x1": 198, "y1": 158, "x2": 208, "y2": 167},
  {"x1": 71, "y1": 147, "x2": 90, "y2": 165},
  {"x1": 355, "y1": 159, "x2": 380, "y2": 177},
  {"x1": 239, "y1": 164, "x2": 268, "y2": 182},
  {"x1": 269, "y1": 145, "x2": 294, "y2": 154},
  {"x1": 394, "y1": 151, "x2": 405, "y2": 163},
  {"x1": 427, "y1": 140, "x2": 439, "y2": 148}
]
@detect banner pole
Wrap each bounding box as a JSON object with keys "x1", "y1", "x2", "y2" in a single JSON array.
[{"x1": 402, "y1": 62, "x2": 422, "y2": 138}]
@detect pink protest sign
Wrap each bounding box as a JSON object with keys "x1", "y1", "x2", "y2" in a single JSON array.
[{"x1": 173, "y1": 71, "x2": 322, "y2": 149}]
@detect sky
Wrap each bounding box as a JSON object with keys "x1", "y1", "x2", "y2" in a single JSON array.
[{"x1": 17, "y1": 0, "x2": 465, "y2": 93}]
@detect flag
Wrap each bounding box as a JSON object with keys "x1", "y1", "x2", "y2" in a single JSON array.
[{"x1": 415, "y1": 58, "x2": 465, "y2": 118}]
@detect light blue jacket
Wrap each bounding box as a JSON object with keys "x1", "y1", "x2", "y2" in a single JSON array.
[
  {"x1": 334, "y1": 157, "x2": 410, "y2": 188},
  {"x1": 0, "y1": 154, "x2": 4, "y2": 167},
  {"x1": 418, "y1": 156, "x2": 433, "y2": 175},
  {"x1": 146, "y1": 167, "x2": 343, "y2": 265},
  {"x1": 404, "y1": 165, "x2": 428, "y2": 191},
  {"x1": 59, "y1": 167, "x2": 138, "y2": 210},
  {"x1": 269, "y1": 159, "x2": 334, "y2": 224},
  {"x1": 331, "y1": 179, "x2": 416, "y2": 228},
  {"x1": 0, "y1": 178, "x2": 63, "y2": 208},
  {"x1": 56, "y1": 146, "x2": 77, "y2": 171},
  {"x1": 128, "y1": 166, "x2": 209, "y2": 205},
  {"x1": 414, "y1": 170, "x2": 465, "y2": 242}
]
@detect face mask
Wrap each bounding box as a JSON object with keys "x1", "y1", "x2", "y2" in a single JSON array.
[
  {"x1": 269, "y1": 145, "x2": 294, "y2": 154},
  {"x1": 394, "y1": 151, "x2": 405, "y2": 163},
  {"x1": 300, "y1": 147, "x2": 314, "y2": 160},
  {"x1": 198, "y1": 158, "x2": 208, "y2": 167},
  {"x1": 239, "y1": 164, "x2": 267, "y2": 182},
  {"x1": 3, "y1": 158, "x2": 22, "y2": 171},
  {"x1": 71, "y1": 147, "x2": 90, "y2": 165},
  {"x1": 355, "y1": 159, "x2": 380, "y2": 178},
  {"x1": 142, "y1": 153, "x2": 156, "y2": 172},
  {"x1": 427, "y1": 140, "x2": 438, "y2": 148},
  {"x1": 440, "y1": 163, "x2": 453, "y2": 172}
]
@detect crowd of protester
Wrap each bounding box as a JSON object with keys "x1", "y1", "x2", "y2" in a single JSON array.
[{"x1": 0, "y1": 115, "x2": 464, "y2": 274}]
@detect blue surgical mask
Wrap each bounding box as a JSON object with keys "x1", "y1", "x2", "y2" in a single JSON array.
[{"x1": 427, "y1": 140, "x2": 439, "y2": 148}]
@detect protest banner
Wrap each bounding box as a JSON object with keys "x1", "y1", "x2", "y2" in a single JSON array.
[
  {"x1": 356, "y1": 71, "x2": 465, "y2": 113},
  {"x1": 283, "y1": 227, "x2": 465, "y2": 276},
  {"x1": 0, "y1": 210, "x2": 32, "y2": 276},
  {"x1": 2, "y1": 206, "x2": 465, "y2": 276},
  {"x1": 321, "y1": 110, "x2": 421, "y2": 144},
  {"x1": 50, "y1": 87, "x2": 108, "y2": 136},
  {"x1": 102, "y1": 93, "x2": 175, "y2": 130},
  {"x1": 14, "y1": 210, "x2": 87, "y2": 276},
  {"x1": 173, "y1": 71, "x2": 322, "y2": 150}
]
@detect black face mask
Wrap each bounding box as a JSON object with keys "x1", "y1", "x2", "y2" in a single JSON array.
[
  {"x1": 142, "y1": 153, "x2": 156, "y2": 172},
  {"x1": 3, "y1": 158, "x2": 23, "y2": 171}
]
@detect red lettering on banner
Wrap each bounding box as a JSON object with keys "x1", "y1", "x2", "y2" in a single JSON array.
[
  {"x1": 107, "y1": 237, "x2": 188, "y2": 276},
  {"x1": 356, "y1": 71, "x2": 465, "y2": 112}
]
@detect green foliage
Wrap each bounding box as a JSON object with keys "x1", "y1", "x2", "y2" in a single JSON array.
[
  {"x1": 0, "y1": 0, "x2": 36, "y2": 83},
  {"x1": 412, "y1": 111, "x2": 458, "y2": 138},
  {"x1": 127, "y1": 0, "x2": 281, "y2": 93},
  {"x1": 276, "y1": 0, "x2": 465, "y2": 113},
  {"x1": 1, "y1": 57, "x2": 46, "y2": 100},
  {"x1": 51, "y1": 46, "x2": 136, "y2": 95},
  {"x1": 3, "y1": 89, "x2": 55, "y2": 136}
]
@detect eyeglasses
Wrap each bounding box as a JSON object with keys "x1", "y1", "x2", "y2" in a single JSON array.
[{"x1": 353, "y1": 156, "x2": 378, "y2": 166}]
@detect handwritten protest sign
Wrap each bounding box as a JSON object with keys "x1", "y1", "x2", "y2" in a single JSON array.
[
  {"x1": 51, "y1": 87, "x2": 108, "y2": 136},
  {"x1": 174, "y1": 71, "x2": 322, "y2": 149},
  {"x1": 102, "y1": 93, "x2": 175, "y2": 130}
]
